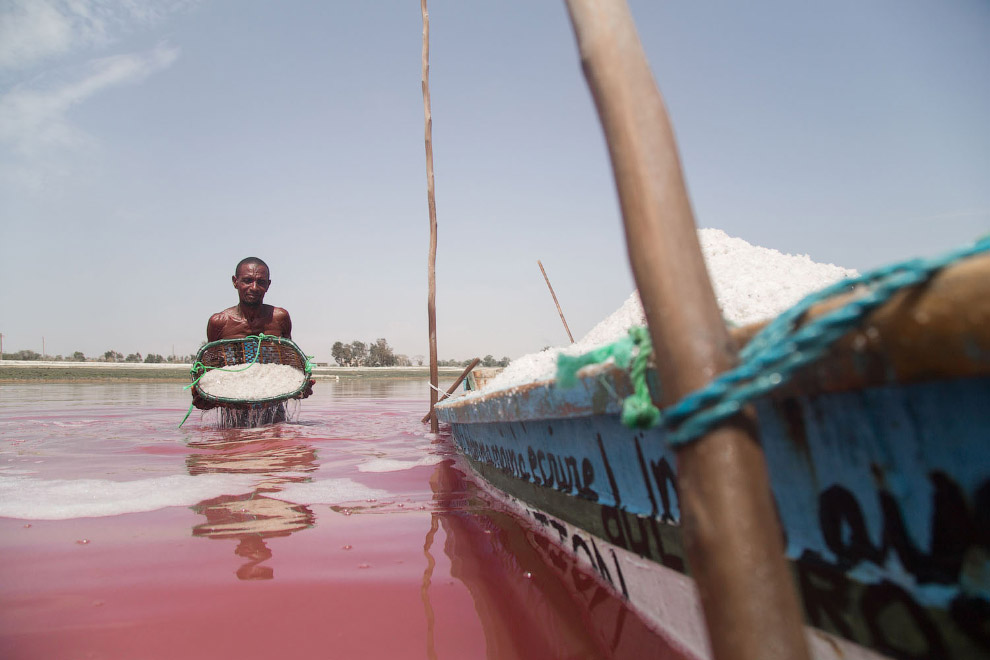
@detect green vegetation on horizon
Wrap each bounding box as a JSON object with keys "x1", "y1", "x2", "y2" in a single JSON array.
[{"x1": 3, "y1": 338, "x2": 510, "y2": 369}]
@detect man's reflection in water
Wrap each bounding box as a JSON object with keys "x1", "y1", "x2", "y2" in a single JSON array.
[{"x1": 187, "y1": 425, "x2": 317, "y2": 580}]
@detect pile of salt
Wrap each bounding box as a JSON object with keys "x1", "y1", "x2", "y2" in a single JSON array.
[
  {"x1": 475, "y1": 228, "x2": 858, "y2": 394},
  {"x1": 198, "y1": 363, "x2": 306, "y2": 400}
]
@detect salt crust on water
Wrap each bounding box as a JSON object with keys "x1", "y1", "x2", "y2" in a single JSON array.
[
  {"x1": 198, "y1": 362, "x2": 305, "y2": 400},
  {"x1": 357, "y1": 456, "x2": 443, "y2": 473},
  {"x1": 0, "y1": 474, "x2": 258, "y2": 520},
  {"x1": 275, "y1": 478, "x2": 391, "y2": 504},
  {"x1": 0, "y1": 473, "x2": 400, "y2": 520},
  {"x1": 476, "y1": 228, "x2": 858, "y2": 394}
]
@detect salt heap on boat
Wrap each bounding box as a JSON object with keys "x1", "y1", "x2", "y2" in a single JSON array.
[{"x1": 480, "y1": 228, "x2": 858, "y2": 394}]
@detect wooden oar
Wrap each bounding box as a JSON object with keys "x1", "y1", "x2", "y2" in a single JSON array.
[
  {"x1": 562, "y1": 2, "x2": 811, "y2": 659},
  {"x1": 422, "y1": 357, "x2": 481, "y2": 423}
]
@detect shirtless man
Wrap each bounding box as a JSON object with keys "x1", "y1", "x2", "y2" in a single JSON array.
[{"x1": 193, "y1": 257, "x2": 312, "y2": 410}]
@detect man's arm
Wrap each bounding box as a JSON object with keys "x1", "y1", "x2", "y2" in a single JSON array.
[
  {"x1": 206, "y1": 313, "x2": 226, "y2": 343},
  {"x1": 275, "y1": 308, "x2": 292, "y2": 339}
]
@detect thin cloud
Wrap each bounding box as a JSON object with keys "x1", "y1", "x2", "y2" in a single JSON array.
[
  {"x1": 0, "y1": 0, "x2": 193, "y2": 72},
  {"x1": 0, "y1": 1, "x2": 81, "y2": 71},
  {"x1": 0, "y1": 43, "x2": 179, "y2": 189}
]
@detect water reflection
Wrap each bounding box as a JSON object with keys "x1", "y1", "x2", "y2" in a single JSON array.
[
  {"x1": 425, "y1": 441, "x2": 681, "y2": 659},
  {"x1": 186, "y1": 425, "x2": 317, "y2": 580},
  {"x1": 320, "y1": 377, "x2": 433, "y2": 400}
]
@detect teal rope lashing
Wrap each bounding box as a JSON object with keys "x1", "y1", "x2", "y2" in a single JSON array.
[{"x1": 556, "y1": 236, "x2": 990, "y2": 446}]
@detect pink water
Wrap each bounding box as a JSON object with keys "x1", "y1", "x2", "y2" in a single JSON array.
[{"x1": 0, "y1": 381, "x2": 684, "y2": 659}]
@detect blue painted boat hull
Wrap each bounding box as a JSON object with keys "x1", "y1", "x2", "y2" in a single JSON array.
[{"x1": 438, "y1": 364, "x2": 990, "y2": 659}]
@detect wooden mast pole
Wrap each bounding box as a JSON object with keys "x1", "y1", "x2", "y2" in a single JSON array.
[
  {"x1": 538, "y1": 260, "x2": 575, "y2": 343},
  {"x1": 422, "y1": 0, "x2": 440, "y2": 432},
  {"x1": 562, "y1": 2, "x2": 811, "y2": 660}
]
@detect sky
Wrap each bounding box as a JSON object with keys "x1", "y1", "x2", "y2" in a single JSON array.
[{"x1": 1, "y1": 0, "x2": 988, "y2": 364}]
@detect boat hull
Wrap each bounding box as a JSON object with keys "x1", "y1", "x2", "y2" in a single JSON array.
[{"x1": 439, "y1": 366, "x2": 990, "y2": 660}]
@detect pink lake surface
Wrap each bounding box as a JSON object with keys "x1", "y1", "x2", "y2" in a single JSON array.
[{"x1": 0, "y1": 380, "x2": 686, "y2": 659}]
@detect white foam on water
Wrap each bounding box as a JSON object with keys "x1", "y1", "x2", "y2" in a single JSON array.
[
  {"x1": 471, "y1": 228, "x2": 858, "y2": 394},
  {"x1": 0, "y1": 473, "x2": 259, "y2": 520},
  {"x1": 198, "y1": 363, "x2": 305, "y2": 400},
  {"x1": 273, "y1": 478, "x2": 391, "y2": 505},
  {"x1": 357, "y1": 456, "x2": 442, "y2": 473}
]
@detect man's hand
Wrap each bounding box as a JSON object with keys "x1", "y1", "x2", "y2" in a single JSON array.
[
  {"x1": 297, "y1": 379, "x2": 315, "y2": 399},
  {"x1": 192, "y1": 389, "x2": 217, "y2": 410}
]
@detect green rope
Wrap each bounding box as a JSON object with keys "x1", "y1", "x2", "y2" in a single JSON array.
[
  {"x1": 620, "y1": 326, "x2": 661, "y2": 428},
  {"x1": 557, "y1": 334, "x2": 634, "y2": 387},
  {"x1": 178, "y1": 401, "x2": 196, "y2": 429},
  {"x1": 557, "y1": 326, "x2": 660, "y2": 428}
]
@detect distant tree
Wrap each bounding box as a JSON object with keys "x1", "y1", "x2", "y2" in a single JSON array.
[
  {"x1": 331, "y1": 341, "x2": 352, "y2": 367},
  {"x1": 124, "y1": 353, "x2": 142, "y2": 363},
  {"x1": 144, "y1": 354, "x2": 165, "y2": 363},
  {"x1": 11, "y1": 350, "x2": 42, "y2": 361},
  {"x1": 367, "y1": 338, "x2": 396, "y2": 367},
  {"x1": 103, "y1": 350, "x2": 123, "y2": 362},
  {"x1": 412, "y1": 354, "x2": 424, "y2": 367},
  {"x1": 482, "y1": 355, "x2": 496, "y2": 367},
  {"x1": 350, "y1": 341, "x2": 367, "y2": 367},
  {"x1": 71, "y1": 351, "x2": 86, "y2": 362},
  {"x1": 497, "y1": 356, "x2": 511, "y2": 367},
  {"x1": 394, "y1": 354, "x2": 412, "y2": 367}
]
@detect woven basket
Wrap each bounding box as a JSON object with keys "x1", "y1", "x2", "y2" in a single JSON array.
[{"x1": 191, "y1": 335, "x2": 310, "y2": 407}]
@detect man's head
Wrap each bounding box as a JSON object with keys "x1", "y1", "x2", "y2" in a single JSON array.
[{"x1": 232, "y1": 257, "x2": 271, "y2": 307}]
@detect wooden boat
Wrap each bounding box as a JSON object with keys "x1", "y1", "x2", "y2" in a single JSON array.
[
  {"x1": 436, "y1": 247, "x2": 990, "y2": 660},
  {"x1": 424, "y1": 1, "x2": 988, "y2": 658}
]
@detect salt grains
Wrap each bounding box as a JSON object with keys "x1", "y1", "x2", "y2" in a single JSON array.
[
  {"x1": 197, "y1": 363, "x2": 306, "y2": 400},
  {"x1": 474, "y1": 228, "x2": 859, "y2": 394}
]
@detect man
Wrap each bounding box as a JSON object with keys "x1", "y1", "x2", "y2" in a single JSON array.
[
  {"x1": 193, "y1": 257, "x2": 313, "y2": 411},
  {"x1": 207, "y1": 257, "x2": 292, "y2": 342}
]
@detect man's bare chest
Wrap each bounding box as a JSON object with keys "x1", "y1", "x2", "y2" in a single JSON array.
[{"x1": 220, "y1": 312, "x2": 283, "y2": 338}]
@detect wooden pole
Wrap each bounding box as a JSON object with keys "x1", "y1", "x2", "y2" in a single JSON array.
[
  {"x1": 422, "y1": 357, "x2": 480, "y2": 423},
  {"x1": 562, "y1": 3, "x2": 811, "y2": 660},
  {"x1": 537, "y1": 260, "x2": 575, "y2": 343},
  {"x1": 422, "y1": 0, "x2": 440, "y2": 433}
]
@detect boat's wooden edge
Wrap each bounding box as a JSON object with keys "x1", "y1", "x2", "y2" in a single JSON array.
[{"x1": 730, "y1": 251, "x2": 990, "y2": 398}]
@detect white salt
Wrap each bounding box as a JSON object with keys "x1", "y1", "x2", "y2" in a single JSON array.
[
  {"x1": 0, "y1": 474, "x2": 258, "y2": 520},
  {"x1": 475, "y1": 228, "x2": 858, "y2": 394},
  {"x1": 198, "y1": 363, "x2": 306, "y2": 400},
  {"x1": 357, "y1": 456, "x2": 443, "y2": 473},
  {"x1": 274, "y1": 478, "x2": 392, "y2": 505}
]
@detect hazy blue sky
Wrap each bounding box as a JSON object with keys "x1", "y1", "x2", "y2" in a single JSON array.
[{"x1": 2, "y1": 1, "x2": 988, "y2": 363}]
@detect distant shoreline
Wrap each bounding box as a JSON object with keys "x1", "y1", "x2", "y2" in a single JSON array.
[{"x1": 0, "y1": 361, "x2": 466, "y2": 383}]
